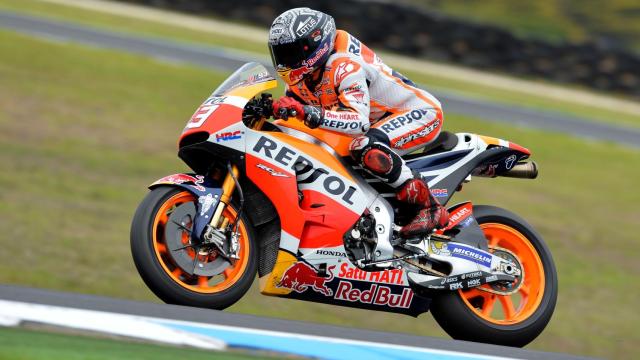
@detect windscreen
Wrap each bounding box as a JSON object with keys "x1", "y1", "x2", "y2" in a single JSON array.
[{"x1": 211, "y1": 62, "x2": 276, "y2": 96}]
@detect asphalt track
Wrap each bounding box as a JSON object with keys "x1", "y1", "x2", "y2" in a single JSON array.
[
  {"x1": 1, "y1": 10, "x2": 639, "y2": 148},
  {"x1": 0, "y1": 285, "x2": 592, "y2": 360}
]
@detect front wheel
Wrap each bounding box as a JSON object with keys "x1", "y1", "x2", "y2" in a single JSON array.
[
  {"x1": 130, "y1": 186, "x2": 257, "y2": 309},
  {"x1": 430, "y1": 205, "x2": 558, "y2": 347}
]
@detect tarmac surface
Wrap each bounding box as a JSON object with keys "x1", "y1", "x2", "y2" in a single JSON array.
[{"x1": 0, "y1": 285, "x2": 592, "y2": 360}]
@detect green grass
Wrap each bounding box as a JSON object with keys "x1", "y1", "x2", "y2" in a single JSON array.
[
  {"x1": 0, "y1": 327, "x2": 272, "y2": 360},
  {"x1": 405, "y1": 0, "x2": 640, "y2": 54},
  {"x1": 0, "y1": 29, "x2": 639, "y2": 360},
  {"x1": 0, "y1": 0, "x2": 266, "y2": 54},
  {"x1": 1, "y1": 0, "x2": 639, "y2": 129}
]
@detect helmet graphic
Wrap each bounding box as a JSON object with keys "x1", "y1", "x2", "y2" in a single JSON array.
[{"x1": 268, "y1": 8, "x2": 336, "y2": 85}]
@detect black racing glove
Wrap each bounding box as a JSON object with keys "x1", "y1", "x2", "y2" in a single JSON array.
[{"x1": 302, "y1": 105, "x2": 324, "y2": 129}]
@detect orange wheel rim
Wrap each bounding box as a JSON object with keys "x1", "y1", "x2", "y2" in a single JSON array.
[
  {"x1": 458, "y1": 223, "x2": 545, "y2": 325},
  {"x1": 151, "y1": 191, "x2": 250, "y2": 294}
]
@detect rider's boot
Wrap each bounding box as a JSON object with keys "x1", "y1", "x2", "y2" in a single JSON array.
[{"x1": 396, "y1": 178, "x2": 449, "y2": 238}]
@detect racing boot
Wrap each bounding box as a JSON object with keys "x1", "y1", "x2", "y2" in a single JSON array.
[{"x1": 397, "y1": 178, "x2": 449, "y2": 238}]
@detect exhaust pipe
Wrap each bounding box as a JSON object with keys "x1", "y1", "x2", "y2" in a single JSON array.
[{"x1": 501, "y1": 161, "x2": 538, "y2": 179}]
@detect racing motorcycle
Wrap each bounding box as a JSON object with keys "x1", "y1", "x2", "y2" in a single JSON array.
[{"x1": 131, "y1": 62, "x2": 557, "y2": 347}]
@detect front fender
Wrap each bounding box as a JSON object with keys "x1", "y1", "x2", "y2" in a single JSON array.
[{"x1": 150, "y1": 173, "x2": 223, "y2": 241}]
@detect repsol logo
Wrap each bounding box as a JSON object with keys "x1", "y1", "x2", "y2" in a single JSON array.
[
  {"x1": 253, "y1": 136, "x2": 358, "y2": 205},
  {"x1": 322, "y1": 119, "x2": 360, "y2": 130},
  {"x1": 380, "y1": 109, "x2": 435, "y2": 134}
]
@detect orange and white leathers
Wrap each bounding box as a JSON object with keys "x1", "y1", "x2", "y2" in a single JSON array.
[{"x1": 286, "y1": 30, "x2": 444, "y2": 187}]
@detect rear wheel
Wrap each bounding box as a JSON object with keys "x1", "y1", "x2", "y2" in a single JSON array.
[
  {"x1": 430, "y1": 205, "x2": 557, "y2": 347},
  {"x1": 131, "y1": 186, "x2": 257, "y2": 309}
]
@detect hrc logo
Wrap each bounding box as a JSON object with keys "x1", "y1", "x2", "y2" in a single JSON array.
[
  {"x1": 216, "y1": 131, "x2": 243, "y2": 142},
  {"x1": 431, "y1": 188, "x2": 448, "y2": 198}
]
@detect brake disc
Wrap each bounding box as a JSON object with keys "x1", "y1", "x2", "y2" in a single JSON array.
[
  {"x1": 478, "y1": 246, "x2": 524, "y2": 296},
  {"x1": 164, "y1": 202, "x2": 230, "y2": 276}
]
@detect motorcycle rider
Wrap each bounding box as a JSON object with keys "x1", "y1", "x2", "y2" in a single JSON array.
[{"x1": 268, "y1": 8, "x2": 449, "y2": 238}]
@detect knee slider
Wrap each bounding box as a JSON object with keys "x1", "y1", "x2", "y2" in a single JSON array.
[
  {"x1": 363, "y1": 147, "x2": 393, "y2": 175},
  {"x1": 360, "y1": 143, "x2": 403, "y2": 180}
]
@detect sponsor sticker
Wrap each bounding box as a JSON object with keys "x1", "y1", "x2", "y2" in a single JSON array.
[
  {"x1": 429, "y1": 241, "x2": 450, "y2": 256},
  {"x1": 296, "y1": 16, "x2": 318, "y2": 36},
  {"x1": 256, "y1": 163, "x2": 289, "y2": 177},
  {"x1": 198, "y1": 193, "x2": 216, "y2": 216},
  {"x1": 334, "y1": 281, "x2": 413, "y2": 309},
  {"x1": 380, "y1": 109, "x2": 437, "y2": 134},
  {"x1": 461, "y1": 271, "x2": 482, "y2": 280},
  {"x1": 304, "y1": 43, "x2": 330, "y2": 67},
  {"x1": 448, "y1": 243, "x2": 492, "y2": 268},
  {"x1": 311, "y1": 29, "x2": 322, "y2": 42},
  {"x1": 392, "y1": 119, "x2": 440, "y2": 148},
  {"x1": 466, "y1": 278, "x2": 481, "y2": 287},
  {"x1": 153, "y1": 174, "x2": 206, "y2": 192},
  {"x1": 252, "y1": 136, "x2": 359, "y2": 206},
  {"x1": 430, "y1": 188, "x2": 448, "y2": 198},
  {"x1": 337, "y1": 263, "x2": 404, "y2": 285},
  {"x1": 439, "y1": 276, "x2": 459, "y2": 285},
  {"x1": 449, "y1": 282, "x2": 464, "y2": 290},
  {"x1": 505, "y1": 154, "x2": 517, "y2": 170},
  {"x1": 315, "y1": 249, "x2": 347, "y2": 257},
  {"x1": 277, "y1": 262, "x2": 335, "y2": 296},
  {"x1": 216, "y1": 130, "x2": 243, "y2": 142},
  {"x1": 459, "y1": 216, "x2": 474, "y2": 228},
  {"x1": 278, "y1": 262, "x2": 413, "y2": 309},
  {"x1": 446, "y1": 205, "x2": 472, "y2": 229},
  {"x1": 321, "y1": 115, "x2": 361, "y2": 131}
]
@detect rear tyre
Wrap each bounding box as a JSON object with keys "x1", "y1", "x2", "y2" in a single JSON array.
[
  {"x1": 131, "y1": 186, "x2": 257, "y2": 309},
  {"x1": 430, "y1": 205, "x2": 557, "y2": 347}
]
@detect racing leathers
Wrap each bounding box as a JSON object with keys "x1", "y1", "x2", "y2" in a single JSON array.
[{"x1": 277, "y1": 30, "x2": 449, "y2": 237}]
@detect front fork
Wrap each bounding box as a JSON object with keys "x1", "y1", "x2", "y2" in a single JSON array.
[
  {"x1": 201, "y1": 164, "x2": 241, "y2": 259},
  {"x1": 209, "y1": 164, "x2": 239, "y2": 229}
]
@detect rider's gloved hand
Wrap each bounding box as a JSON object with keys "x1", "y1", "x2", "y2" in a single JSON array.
[
  {"x1": 272, "y1": 97, "x2": 324, "y2": 130},
  {"x1": 302, "y1": 105, "x2": 323, "y2": 129},
  {"x1": 272, "y1": 96, "x2": 304, "y2": 120}
]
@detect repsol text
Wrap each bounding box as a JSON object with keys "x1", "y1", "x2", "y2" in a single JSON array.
[{"x1": 253, "y1": 136, "x2": 358, "y2": 205}]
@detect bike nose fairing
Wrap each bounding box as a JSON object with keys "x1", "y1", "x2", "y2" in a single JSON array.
[{"x1": 179, "y1": 62, "x2": 277, "y2": 152}]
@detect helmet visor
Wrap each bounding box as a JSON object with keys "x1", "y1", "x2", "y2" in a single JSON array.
[{"x1": 269, "y1": 38, "x2": 316, "y2": 70}]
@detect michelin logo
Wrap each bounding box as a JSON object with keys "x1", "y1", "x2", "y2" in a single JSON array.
[{"x1": 448, "y1": 244, "x2": 492, "y2": 267}]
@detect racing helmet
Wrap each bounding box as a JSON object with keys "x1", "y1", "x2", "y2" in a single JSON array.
[{"x1": 268, "y1": 8, "x2": 336, "y2": 85}]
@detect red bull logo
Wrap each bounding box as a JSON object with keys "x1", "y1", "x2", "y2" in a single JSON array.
[
  {"x1": 153, "y1": 174, "x2": 205, "y2": 191},
  {"x1": 277, "y1": 262, "x2": 335, "y2": 296},
  {"x1": 334, "y1": 281, "x2": 414, "y2": 309}
]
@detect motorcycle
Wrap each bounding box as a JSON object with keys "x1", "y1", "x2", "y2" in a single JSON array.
[{"x1": 131, "y1": 62, "x2": 557, "y2": 347}]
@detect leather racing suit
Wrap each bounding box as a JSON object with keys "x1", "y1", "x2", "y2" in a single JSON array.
[{"x1": 282, "y1": 30, "x2": 448, "y2": 237}]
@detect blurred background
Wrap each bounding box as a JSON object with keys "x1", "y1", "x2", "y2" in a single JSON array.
[{"x1": 0, "y1": 0, "x2": 638, "y2": 359}]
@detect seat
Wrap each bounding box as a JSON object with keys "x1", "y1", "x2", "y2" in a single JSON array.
[{"x1": 402, "y1": 131, "x2": 458, "y2": 160}]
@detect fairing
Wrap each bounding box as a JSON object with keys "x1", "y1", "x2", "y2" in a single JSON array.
[
  {"x1": 406, "y1": 133, "x2": 532, "y2": 205},
  {"x1": 160, "y1": 63, "x2": 537, "y2": 317}
]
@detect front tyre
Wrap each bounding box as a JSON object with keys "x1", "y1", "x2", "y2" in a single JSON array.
[
  {"x1": 130, "y1": 186, "x2": 257, "y2": 309},
  {"x1": 430, "y1": 205, "x2": 558, "y2": 347}
]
